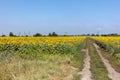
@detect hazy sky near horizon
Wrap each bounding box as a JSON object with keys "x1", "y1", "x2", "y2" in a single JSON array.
[{"x1": 0, "y1": 0, "x2": 120, "y2": 35}]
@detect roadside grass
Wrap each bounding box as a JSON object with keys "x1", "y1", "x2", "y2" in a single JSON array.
[
  {"x1": 88, "y1": 41, "x2": 111, "y2": 80},
  {"x1": 0, "y1": 42, "x2": 85, "y2": 80},
  {"x1": 72, "y1": 42, "x2": 85, "y2": 80},
  {"x1": 0, "y1": 54, "x2": 75, "y2": 80}
]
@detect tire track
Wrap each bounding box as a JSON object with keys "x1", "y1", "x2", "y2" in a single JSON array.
[
  {"x1": 93, "y1": 43, "x2": 120, "y2": 80},
  {"x1": 79, "y1": 49, "x2": 92, "y2": 80}
]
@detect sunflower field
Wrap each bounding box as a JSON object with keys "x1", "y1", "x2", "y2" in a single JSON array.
[
  {"x1": 92, "y1": 36, "x2": 120, "y2": 59},
  {"x1": 0, "y1": 36, "x2": 85, "y2": 60},
  {"x1": 0, "y1": 36, "x2": 86, "y2": 80}
]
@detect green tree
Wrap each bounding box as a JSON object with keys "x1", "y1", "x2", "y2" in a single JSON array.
[
  {"x1": 9, "y1": 32, "x2": 15, "y2": 37},
  {"x1": 52, "y1": 32, "x2": 58, "y2": 36},
  {"x1": 2, "y1": 35, "x2": 6, "y2": 37},
  {"x1": 48, "y1": 33, "x2": 52, "y2": 36},
  {"x1": 33, "y1": 33, "x2": 42, "y2": 37},
  {"x1": 48, "y1": 32, "x2": 58, "y2": 36}
]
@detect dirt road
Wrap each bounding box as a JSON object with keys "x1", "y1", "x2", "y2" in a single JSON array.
[
  {"x1": 79, "y1": 49, "x2": 92, "y2": 80},
  {"x1": 93, "y1": 43, "x2": 120, "y2": 80},
  {"x1": 79, "y1": 40, "x2": 120, "y2": 80}
]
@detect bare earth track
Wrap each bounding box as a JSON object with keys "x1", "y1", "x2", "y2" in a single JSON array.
[
  {"x1": 79, "y1": 49, "x2": 92, "y2": 80},
  {"x1": 93, "y1": 43, "x2": 120, "y2": 80}
]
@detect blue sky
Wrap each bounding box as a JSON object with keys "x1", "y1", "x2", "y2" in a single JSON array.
[{"x1": 0, "y1": 0, "x2": 120, "y2": 35}]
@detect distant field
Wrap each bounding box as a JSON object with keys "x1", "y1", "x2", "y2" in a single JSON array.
[
  {"x1": 0, "y1": 37, "x2": 85, "y2": 80},
  {"x1": 0, "y1": 36, "x2": 120, "y2": 80}
]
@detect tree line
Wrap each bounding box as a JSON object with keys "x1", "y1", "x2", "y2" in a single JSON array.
[
  {"x1": 1, "y1": 32, "x2": 120, "y2": 37},
  {"x1": 1, "y1": 32, "x2": 59, "y2": 37}
]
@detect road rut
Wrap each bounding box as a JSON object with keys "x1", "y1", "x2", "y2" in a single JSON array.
[
  {"x1": 79, "y1": 49, "x2": 92, "y2": 80},
  {"x1": 93, "y1": 43, "x2": 120, "y2": 80}
]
